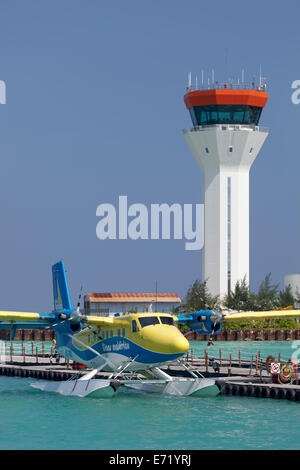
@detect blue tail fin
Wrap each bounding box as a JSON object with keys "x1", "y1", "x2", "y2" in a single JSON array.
[{"x1": 52, "y1": 261, "x2": 72, "y2": 312}]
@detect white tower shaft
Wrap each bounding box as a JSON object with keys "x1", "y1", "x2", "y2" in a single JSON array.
[{"x1": 184, "y1": 125, "x2": 268, "y2": 298}]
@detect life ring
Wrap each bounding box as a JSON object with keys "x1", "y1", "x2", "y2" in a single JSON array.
[
  {"x1": 265, "y1": 355, "x2": 275, "y2": 373},
  {"x1": 278, "y1": 362, "x2": 294, "y2": 384}
]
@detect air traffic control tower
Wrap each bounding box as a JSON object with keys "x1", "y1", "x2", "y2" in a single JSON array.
[{"x1": 183, "y1": 78, "x2": 268, "y2": 297}]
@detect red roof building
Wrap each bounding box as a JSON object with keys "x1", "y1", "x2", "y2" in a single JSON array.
[{"x1": 84, "y1": 292, "x2": 181, "y2": 316}]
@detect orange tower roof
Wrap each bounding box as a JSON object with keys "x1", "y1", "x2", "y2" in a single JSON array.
[{"x1": 184, "y1": 89, "x2": 268, "y2": 109}]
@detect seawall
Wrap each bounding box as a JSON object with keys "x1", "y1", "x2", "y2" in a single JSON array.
[
  {"x1": 1, "y1": 328, "x2": 300, "y2": 342},
  {"x1": 0, "y1": 330, "x2": 55, "y2": 341},
  {"x1": 185, "y1": 328, "x2": 300, "y2": 341}
]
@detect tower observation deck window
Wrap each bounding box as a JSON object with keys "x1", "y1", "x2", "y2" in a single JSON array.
[{"x1": 189, "y1": 105, "x2": 262, "y2": 127}]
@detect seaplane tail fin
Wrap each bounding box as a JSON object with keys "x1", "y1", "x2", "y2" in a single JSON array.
[{"x1": 52, "y1": 261, "x2": 72, "y2": 312}]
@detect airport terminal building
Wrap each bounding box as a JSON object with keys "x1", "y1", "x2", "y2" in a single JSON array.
[{"x1": 84, "y1": 292, "x2": 181, "y2": 316}]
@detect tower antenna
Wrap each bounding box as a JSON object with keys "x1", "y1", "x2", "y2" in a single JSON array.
[
  {"x1": 188, "y1": 72, "x2": 192, "y2": 90},
  {"x1": 259, "y1": 65, "x2": 262, "y2": 88},
  {"x1": 224, "y1": 48, "x2": 228, "y2": 82}
]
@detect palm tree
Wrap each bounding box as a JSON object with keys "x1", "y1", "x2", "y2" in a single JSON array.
[
  {"x1": 223, "y1": 277, "x2": 256, "y2": 311},
  {"x1": 278, "y1": 284, "x2": 295, "y2": 308},
  {"x1": 183, "y1": 279, "x2": 220, "y2": 312},
  {"x1": 254, "y1": 273, "x2": 279, "y2": 311}
]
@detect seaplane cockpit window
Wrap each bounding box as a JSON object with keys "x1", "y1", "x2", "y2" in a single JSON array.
[
  {"x1": 138, "y1": 316, "x2": 160, "y2": 328},
  {"x1": 160, "y1": 316, "x2": 175, "y2": 326},
  {"x1": 132, "y1": 320, "x2": 138, "y2": 333}
]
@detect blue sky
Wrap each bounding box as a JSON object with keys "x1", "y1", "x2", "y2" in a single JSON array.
[{"x1": 0, "y1": 1, "x2": 299, "y2": 311}]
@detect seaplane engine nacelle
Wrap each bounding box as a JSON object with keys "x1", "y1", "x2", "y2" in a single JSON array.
[{"x1": 179, "y1": 310, "x2": 223, "y2": 335}]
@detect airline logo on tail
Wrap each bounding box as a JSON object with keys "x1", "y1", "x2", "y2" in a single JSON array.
[
  {"x1": 55, "y1": 280, "x2": 63, "y2": 312},
  {"x1": 52, "y1": 261, "x2": 72, "y2": 312}
]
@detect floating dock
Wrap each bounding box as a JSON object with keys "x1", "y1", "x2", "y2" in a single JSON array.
[{"x1": 0, "y1": 353, "x2": 299, "y2": 401}]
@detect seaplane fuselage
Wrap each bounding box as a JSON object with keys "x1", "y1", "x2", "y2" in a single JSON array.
[{"x1": 55, "y1": 313, "x2": 190, "y2": 372}]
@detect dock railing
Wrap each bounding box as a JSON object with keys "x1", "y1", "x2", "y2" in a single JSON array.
[
  {"x1": 185, "y1": 348, "x2": 298, "y2": 376},
  {"x1": 0, "y1": 340, "x2": 60, "y2": 365}
]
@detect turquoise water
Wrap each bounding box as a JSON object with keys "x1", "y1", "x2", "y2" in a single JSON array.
[
  {"x1": 1, "y1": 341, "x2": 300, "y2": 450},
  {"x1": 1, "y1": 340, "x2": 52, "y2": 355},
  {"x1": 189, "y1": 340, "x2": 299, "y2": 363}
]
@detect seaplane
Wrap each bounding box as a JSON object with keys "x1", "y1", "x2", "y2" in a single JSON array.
[{"x1": 0, "y1": 261, "x2": 299, "y2": 398}]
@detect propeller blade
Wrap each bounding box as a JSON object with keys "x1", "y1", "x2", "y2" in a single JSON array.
[{"x1": 76, "y1": 285, "x2": 83, "y2": 313}]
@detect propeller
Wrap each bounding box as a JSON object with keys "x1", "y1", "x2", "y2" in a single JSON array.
[
  {"x1": 205, "y1": 310, "x2": 224, "y2": 364},
  {"x1": 209, "y1": 310, "x2": 224, "y2": 332},
  {"x1": 69, "y1": 284, "x2": 86, "y2": 323},
  {"x1": 46, "y1": 284, "x2": 86, "y2": 329}
]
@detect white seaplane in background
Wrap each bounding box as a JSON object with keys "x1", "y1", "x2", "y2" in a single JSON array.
[{"x1": 0, "y1": 261, "x2": 299, "y2": 398}]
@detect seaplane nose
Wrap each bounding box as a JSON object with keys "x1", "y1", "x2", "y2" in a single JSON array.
[
  {"x1": 171, "y1": 335, "x2": 190, "y2": 354},
  {"x1": 140, "y1": 325, "x2": 190, "y2": 354}
]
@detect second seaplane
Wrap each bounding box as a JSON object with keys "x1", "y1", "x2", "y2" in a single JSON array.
[{"x1": 0, "y1": 261, "x2": 299, "y2": 398}]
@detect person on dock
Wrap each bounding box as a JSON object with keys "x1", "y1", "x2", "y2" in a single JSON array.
[
  {"x1": 50, "y1": 338, "x2": 60, "y2": 364},
  {"x1": 51, "y1": 338, "x2": 56, "y2": 357}
]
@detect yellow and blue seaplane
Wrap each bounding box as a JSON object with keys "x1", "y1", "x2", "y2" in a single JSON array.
[{"x1": 0, "y1": 261, "x2": 299, "y2": 398}]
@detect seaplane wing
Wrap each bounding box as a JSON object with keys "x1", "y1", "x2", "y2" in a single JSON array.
[
  {"x1": 0, "y1": 311, "x2": 53, "y2": 322},
  {"x1": 0, "y1": 311, "x2": 56, "y2": 330},
  {"x1": 222, "y1": 309, "x2": 300, "y2": 322}
]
